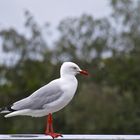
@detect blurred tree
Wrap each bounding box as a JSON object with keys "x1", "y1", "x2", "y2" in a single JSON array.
[
  {"x1": 0, "y1": 11, "x2": 56, "y2": 134},
  {"x1": 54, "y1": 14, "x2": 111, "y2": 63}
]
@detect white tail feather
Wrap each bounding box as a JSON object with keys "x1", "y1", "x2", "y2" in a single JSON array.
[{"x1": 5, "y1": 109, "x2": 30, "y2": 118}]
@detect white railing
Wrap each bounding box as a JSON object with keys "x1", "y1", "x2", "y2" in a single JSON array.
[{"x1": 0, "y1": 134, "x2": 140, "y2": 139}]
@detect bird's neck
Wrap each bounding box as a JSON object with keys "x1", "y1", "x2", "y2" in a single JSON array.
[
  {"x1": 60, "y1": 74, "x2": 78, "y2": 88},
  {"x1": 60, "y1": 73, "x2": 76, "y2": 80}
]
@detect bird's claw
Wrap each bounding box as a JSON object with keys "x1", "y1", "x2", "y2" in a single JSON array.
[{"x1": 45, "y1": 132, "x2": 63, "y2": 139}]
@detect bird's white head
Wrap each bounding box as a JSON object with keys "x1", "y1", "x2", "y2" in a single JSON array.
[{"x1": 60, "y1": 62, "x2": 88, "y2": 77}]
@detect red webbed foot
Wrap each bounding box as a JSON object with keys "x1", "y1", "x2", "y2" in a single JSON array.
[{"x1": 45, "y1": 132, "x2": 63, "y2": 139}]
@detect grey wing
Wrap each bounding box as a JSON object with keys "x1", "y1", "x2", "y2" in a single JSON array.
[{"x1": 11, "y1": 81, "x2": 63, "y2": 110}]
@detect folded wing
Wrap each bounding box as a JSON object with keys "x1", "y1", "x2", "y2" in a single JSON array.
[{"x1": 11, "y1": 80, "x2": 63, "y2": 111}]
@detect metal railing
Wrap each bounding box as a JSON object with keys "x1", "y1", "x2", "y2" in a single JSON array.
[{"x1": 0, "y1": 134, "x2": 140, "y2": 140}]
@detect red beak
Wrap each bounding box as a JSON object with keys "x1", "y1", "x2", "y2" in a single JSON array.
[{"x1": 79, "y1": 70, "x2": 88, "y2": 76}]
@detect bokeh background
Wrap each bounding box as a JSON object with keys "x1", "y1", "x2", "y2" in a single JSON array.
[{"x1": 0, "y1": 0, "x2": 140, "y2": 134}]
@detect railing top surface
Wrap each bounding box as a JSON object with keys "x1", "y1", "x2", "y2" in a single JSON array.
[{"x1": 0, "y1": 134, "x2": 140, "y2": 140}]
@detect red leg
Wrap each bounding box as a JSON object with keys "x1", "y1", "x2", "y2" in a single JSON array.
[{"x1": 45, "y1": 113, "x2": 62, "y2": 139}]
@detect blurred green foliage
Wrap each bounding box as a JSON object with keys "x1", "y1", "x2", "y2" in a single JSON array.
[{"x1": 0, "y1": 0, "x2": 140, "y2": 134}]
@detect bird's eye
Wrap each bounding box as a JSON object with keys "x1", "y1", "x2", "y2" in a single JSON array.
[{"x1": 72, "y1": 67, "x2": 77, "y2": 70}]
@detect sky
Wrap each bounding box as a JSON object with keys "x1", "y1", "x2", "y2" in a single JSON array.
[{"x1": 0, "y1": 0, "x2": 111, "y2": 32}]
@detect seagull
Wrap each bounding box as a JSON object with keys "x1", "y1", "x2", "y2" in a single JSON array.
[{"x1": 0, "y1": 62, "x2": 88, "y2": 139}]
